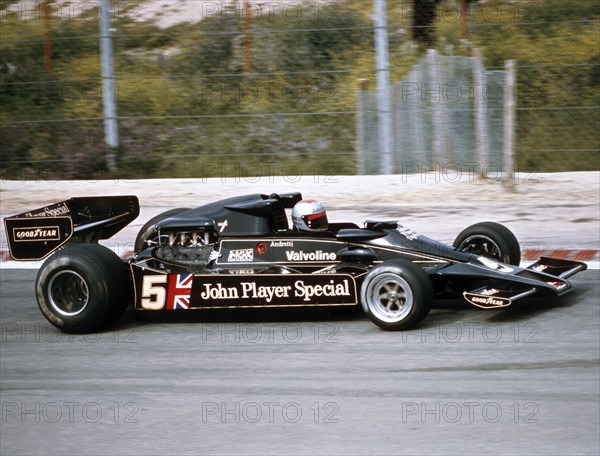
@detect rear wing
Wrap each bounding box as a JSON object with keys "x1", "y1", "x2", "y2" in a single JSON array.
[{"x1": 4, "y1": 196, "x2": 139, "y2": 261}]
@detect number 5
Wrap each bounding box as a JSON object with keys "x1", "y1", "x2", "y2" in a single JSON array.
[{"x1": 141, "y1": 275, "x2": 168, "y2": 310}]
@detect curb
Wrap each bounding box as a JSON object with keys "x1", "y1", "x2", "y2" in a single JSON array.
[{"x1": 521, "y1": 249, "x2": 599, "y2": 262}]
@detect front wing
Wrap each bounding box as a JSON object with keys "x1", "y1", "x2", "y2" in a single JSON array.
[{"x1": 439, "y1": 257, "x2": 587, "y2": 309}]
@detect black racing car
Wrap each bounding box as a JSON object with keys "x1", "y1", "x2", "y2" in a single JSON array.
[{"x1": 4, "y1": 192, "x2": 587, "y2": 333}]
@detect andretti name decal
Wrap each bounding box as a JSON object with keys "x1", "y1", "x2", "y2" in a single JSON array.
[{"x1": 191, "y1": 274, "x2": 357, "y2": 307}]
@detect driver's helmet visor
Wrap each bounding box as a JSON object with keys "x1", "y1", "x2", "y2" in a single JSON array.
[{"x1": 302, "y1": 211, "x2": 328, "y2": 230}]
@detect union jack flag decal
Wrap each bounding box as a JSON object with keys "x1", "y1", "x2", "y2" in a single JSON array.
[{"x1": 166, "y1": 274, "x2": 193, "y2": 310}]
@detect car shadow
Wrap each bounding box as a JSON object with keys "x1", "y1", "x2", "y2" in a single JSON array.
[
  {"x1": 485, "y1": 289, "x2": 584, "y2": 323},
  {"x1": 106, "y1": 305, "x2": 366, "y2": 332}
]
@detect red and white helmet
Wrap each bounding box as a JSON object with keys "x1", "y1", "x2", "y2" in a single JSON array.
[{"x1": 292, "y1": 200, "x2": 328, "y2": 231}]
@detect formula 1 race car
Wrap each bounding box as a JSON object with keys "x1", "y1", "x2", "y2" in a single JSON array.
[{"x1": 4, "y1": 192, "x2": 587, "y2": 333}]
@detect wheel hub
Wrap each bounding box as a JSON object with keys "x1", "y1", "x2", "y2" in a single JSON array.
[
  {"x1": 387, "y1": 290, "x2": 399, "y2": 302},
  {"x1": 48, "y1": 270, "x2": 89, "y2": 317}
]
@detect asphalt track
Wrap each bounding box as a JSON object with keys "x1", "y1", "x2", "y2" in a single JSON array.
[{"x1": 0, "y1": 269, "x2": 598, "y2": 456}]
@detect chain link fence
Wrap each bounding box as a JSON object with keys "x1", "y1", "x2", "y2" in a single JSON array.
[
  {"x1": 1, "y1": 0, "x2": 369, "y2": 180},
  {"x1": 1, "y1": 1, "x2": 598, "y2": 180},
  {"x1": 357, "y1": 51, "x2": 511, "y2": 176}
]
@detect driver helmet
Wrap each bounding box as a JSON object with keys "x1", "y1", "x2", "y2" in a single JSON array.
[{"x1": 292, "y1": 200, "x2": 328, "y2": 231}]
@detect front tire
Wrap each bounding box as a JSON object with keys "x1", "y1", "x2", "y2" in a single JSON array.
[
  {"x1": 361, "y1": 260, "x2": 432, "y2": 331},
  {"x1": 36, "y1": 244, "x2": 130, "y2": 333},
  {"x1": 453, "y1": 221, "x2": 521, "y2": 265}
]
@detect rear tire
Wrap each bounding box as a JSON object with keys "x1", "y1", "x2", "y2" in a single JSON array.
[
  {"x1": 134, "y1": 208, "x2": 191, "y2": 252},
  {"x1": 453, "y1": 221, "x2": 521, "y2": 265},
  {"x1": 361, "y1": 260, "x2": 432, "y2": 331},
  {"x1": 36, "y1": 243, "x2": 130, "y2": 333}
]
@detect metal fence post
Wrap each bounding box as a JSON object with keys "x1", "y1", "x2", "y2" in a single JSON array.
[
  {"x1": 473, "y1": 48, "x2": 489, "y2": 177},
  {"x1": 374, "y1": 0, "x2": 393, "y2": 174},
  {"x1": 355, "y1": 79, "x2": 369, "y2": 175},
  {"x1": 503, "y1": 59, "x2": 516, "y2": 191},
  {"x1": 427, "y1": 49, "x2": 446, "y2": 169},
  {"x1": 100, "y1": 0, "x2": 118, "y2": 172}
]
